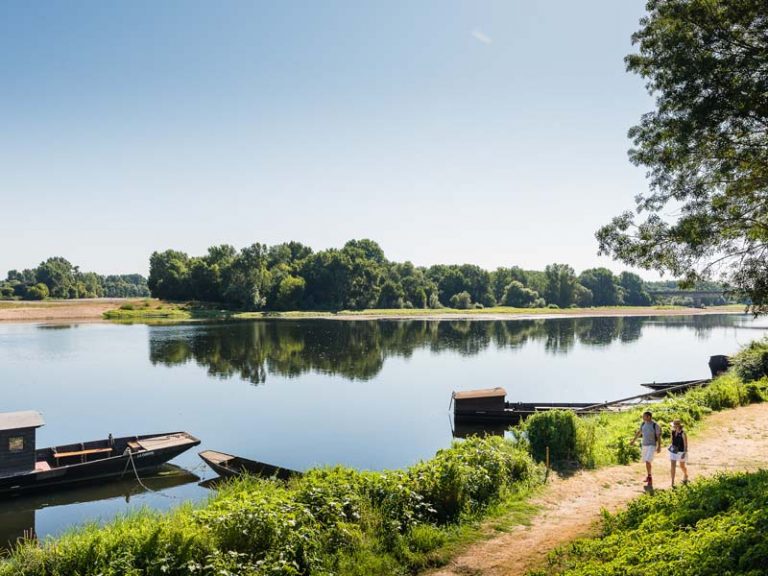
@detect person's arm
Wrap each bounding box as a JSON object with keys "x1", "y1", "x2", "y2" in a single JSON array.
[
  {"x1": 630, "y1": 426, "x2": 641, "y2": 444},
  {"x1": 655, "y1": 424, "x2": 662, "y2": 453},
  {"x1": 683, "y1": 432, "x2": 688, "y2": 454}
]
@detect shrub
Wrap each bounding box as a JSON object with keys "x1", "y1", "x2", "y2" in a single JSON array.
[
  {"x1": 524, "y1": 410, "x2": 579, "y2": 463},
  {"x1": 449, "y1": 291, "x2": 472, "y2": 309},
  {"x1": 26, "y1": 283, "x2": 49, "y2": 300},
  {"x1": 731, "y1": 338, "x2": 768, "y2": 382}
]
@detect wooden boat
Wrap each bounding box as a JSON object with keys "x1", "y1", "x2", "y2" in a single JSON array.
[
  {"x1": 640, "y1": 379, "x2": 711, "y2": 392},
  {"x1": 0, "y1": 463, "x2": 199, "y2": 550},
  {"x1": 452, "y1": 388, "x2": 602, "y2": 424},
  {"x1": 199, "y1": 450, "x2": 300, "y2": 481},
  {"x1": 0, "y1": 411, "x2": 200, "y2": 497}
]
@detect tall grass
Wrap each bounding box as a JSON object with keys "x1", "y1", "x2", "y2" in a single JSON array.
[
  {"x1": 521, "y1": 374, "x2": 768, "y2": 469},
  {"x1": 530, "y1": 471, "x2": 768, "y2": 576},
  {"x1": 0, "y1": 437, "x2": 543, "y2": 576}
]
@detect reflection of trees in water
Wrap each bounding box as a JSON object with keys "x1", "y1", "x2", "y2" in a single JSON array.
[{"x1": 148, "y1": 315, "x2": 736, "y2": 385}]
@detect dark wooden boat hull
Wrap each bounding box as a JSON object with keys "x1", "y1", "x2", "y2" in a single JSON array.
[
  {"x1": 0, "y1": 432, "x2": 200, "y2": 497},
  {"x1": 455, "y1": 401, "x2": 602, "y2": 424},
  {"x1": 0, "y1": 464, "x2": 200, "y2": 550},
  {"x1": 199, "y1": 450, "x2": 299, "y2": 481},
  {"x1": 640, "y1": 379, "x2": 711, "y2": 391}
]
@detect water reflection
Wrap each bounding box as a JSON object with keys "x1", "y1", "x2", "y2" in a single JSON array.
[
  {"x1": 148, "y1": 315, "x2": 747, "y2": 385},
  {"x1": 0, "y1": 465, "x2": 199, "y2": 552}
]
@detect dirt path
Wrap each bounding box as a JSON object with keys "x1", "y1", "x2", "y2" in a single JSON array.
[{"x1": 428, "y1": 402, "x2": 768, "y2": 576}]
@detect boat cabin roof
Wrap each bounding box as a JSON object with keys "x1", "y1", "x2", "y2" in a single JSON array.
[
  {"x1": 0, "y1": 411, "x2": 45, "y2": 432},
  {"x1": 454, "y1": 387, "x2": 506, "y2": 400}
]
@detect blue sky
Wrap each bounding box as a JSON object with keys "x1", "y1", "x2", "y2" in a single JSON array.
[{"x1": 0, "y1": 1, "x2": 654, "y2": 277}]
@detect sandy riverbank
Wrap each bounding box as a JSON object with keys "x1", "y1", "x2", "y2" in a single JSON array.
[{"x1": 0, "y1": 300, "x2": 746, "y2": 324}]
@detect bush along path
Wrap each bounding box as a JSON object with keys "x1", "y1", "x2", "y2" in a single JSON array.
[{"x1": 427, "y1": 394, "x2": 768, "y2": 576}]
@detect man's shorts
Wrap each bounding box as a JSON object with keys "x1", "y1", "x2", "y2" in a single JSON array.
[{"x1": 641, "y1": 445, "x2": 656, "y2": 462}]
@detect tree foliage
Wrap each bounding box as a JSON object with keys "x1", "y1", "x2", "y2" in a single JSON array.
[
  {"x1": 0, "y1": 258, "x2": 148, "y2": 300},
  {"x1": 597, "y1": 0, "x2": 768, "y2": 312}
]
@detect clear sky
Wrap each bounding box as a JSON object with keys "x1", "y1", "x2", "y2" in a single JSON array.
[{"x1": 0, "y1": 0, "x2": 655, "y2": 277}]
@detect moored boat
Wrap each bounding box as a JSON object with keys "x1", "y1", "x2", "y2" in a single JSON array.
[
  {"x1": 452, "y1": 387, "x2": 601, "y2": 424},
  {"x1": 0, "y1": 411, "x2": 200, "y2": 496},
  {"x1": 640, "y1": 378, "x2": 711, "y2": 392},
  {"x1": 199, "y1": 450, "x2": 300, "y2": 480}
]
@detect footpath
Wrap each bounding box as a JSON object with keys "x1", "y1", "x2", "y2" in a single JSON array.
[{"x1": 428, "y1": 402, "x2": 768, "y2": 576}]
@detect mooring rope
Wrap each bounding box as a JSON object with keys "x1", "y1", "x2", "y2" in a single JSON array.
[{"x1": 120, "y1": 448, "x2": 186, "y2": 501}]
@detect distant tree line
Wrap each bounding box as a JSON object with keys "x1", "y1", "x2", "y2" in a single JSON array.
[
  {"x1": 0, "y1": 257, "x2": 150, "y2": 300},
  {"x1": 147, "y1": 239, "x2": 726, "y2": 311}
]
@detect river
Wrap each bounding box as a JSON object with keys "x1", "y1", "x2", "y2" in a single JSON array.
[{"x1": 0, "y1": 313, "x2": 766, "y2": 546}]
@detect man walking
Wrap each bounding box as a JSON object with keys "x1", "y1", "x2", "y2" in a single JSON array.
[{"x1": 630, "y1": 411, "x2": 662, "y2": 487}]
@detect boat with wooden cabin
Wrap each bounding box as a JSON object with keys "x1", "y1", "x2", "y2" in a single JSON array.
[
  {"x1": 0, "y1": 410, "x2": 200, "y2": 496},
  {"x1": 199, "y1": 450, "x2": 300, "y2": 481},
  {"x1": 452, "y1": 387, "x2": 601, "y2": 424}
]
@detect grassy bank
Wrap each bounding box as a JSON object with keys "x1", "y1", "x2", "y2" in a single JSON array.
[
  {"x1": 4, "y1": 344, "x2": 767, "y2": 575},
  {"x1": 530, "y1": 470, "x2": 768, "y2": 576},
  {"x1": 522, "y1": 372, "x2": 768, "y2": 470},
  {"x1": 0, "y1": 438, "x2": 544, "y2": 576}
]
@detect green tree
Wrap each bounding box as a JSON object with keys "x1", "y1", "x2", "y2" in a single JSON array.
[
  {"x1": 271, "y1": 275, "x2": 306, "y2": 311},
  {"x1": 76, "y1": 271, "x2": 104, "y2": 298},
  {"x1": 377, "y1": 280, "x2": 405, "y2": 308},
  {"x1": 449, "y1": 291, "x2": 473, "y2": 309},
  {"x1": 26, "y1": 282, "x2": 49, "y2": 300},
  {"x1": 501, "y1": 280, "x2": 539, "y2": 307},
  {"x1": 619, "y1": 272, "x2": 652, "y2": 306},
  {"x1": 597, "y1": 0, "x2": 768, "y2": 312},
  {"x1": 223, "y1": 244, "x2": 271, "y2": 310},
  {"x1": 148, "y1": 250, "x2": 192, "y2": 300},
  {"x1": 544, "y1": 263, "x2": 578, "y2": 308},
  {"x1": 35, "y1": 257, "x2": 76, "y2": 298},
  {"x1": 578, "y1": 268, "x2": 622, "y2": 306}
]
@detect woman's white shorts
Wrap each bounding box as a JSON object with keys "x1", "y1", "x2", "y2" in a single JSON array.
[
  {"x1": 669, "y1": 450, "x2": 687, "y2": 462},
  {"x1": 641, "y1": 445, "x2": 656, "y2": 462}
]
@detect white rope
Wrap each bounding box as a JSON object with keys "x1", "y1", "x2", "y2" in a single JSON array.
[{"x1": 122, "y1": 448, "x2": 185, "y2": 501}]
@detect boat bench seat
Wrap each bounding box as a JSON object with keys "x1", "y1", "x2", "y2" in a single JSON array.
[{"x1": 53, "y1": 447, "x2": 113, "y2": 460}]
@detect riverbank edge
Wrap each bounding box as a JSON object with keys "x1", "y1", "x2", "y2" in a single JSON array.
[
  {"x1": 0, "y1": 299, "x2": 746, "y2": 323},
  {"x1": 2, "y1": 368, "x2": 765, "y2": 575}
]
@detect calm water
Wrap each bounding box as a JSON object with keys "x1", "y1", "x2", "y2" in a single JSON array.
[{"x1": 1, "y1": 314, "x2": 767, "y2": 545}]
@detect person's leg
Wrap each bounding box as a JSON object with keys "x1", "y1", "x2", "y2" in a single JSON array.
[
  {"x1": 680, "y1": 460, "x2": 688, "y2": 482},
  {"x1": 670, "y1": 460, "x2": 676, "y2": 486}
]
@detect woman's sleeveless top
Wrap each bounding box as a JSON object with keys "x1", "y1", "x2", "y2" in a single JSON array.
[{"x1": 671, "y1": 430, "x2": 685, "y2": 451}]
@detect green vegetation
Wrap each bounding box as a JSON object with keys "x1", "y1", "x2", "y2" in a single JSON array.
[
  {"x1": 597, "y1": 0, "x2": 768, "y2": 312},
  {"x1": 102, "y1": 300, "x2": 193, "y2": 320},
  {"x1": 1, "y1": 257, "x2": 149, "y2": 301},
  {"x1": 731, "y1": 337, "x2": 768, "y2": 384},
  {"x1": 146, "y1": 240, "x2": 743, "y2": 312},
  {"x1": 0, "y1": 437, "x2": 543, "y2": 576},
  {"x1": 4, "y1": 353, "x2": 768, "y2": 574},
  {"x1": 521, "y1": 373, "x2": 768, "y2": 470},
  {"x1": 530, "y1": 470, "x2": 768, "y2": 576}
]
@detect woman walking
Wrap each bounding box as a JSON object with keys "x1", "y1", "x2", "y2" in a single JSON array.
[{"x1": 669, "y1": 419, "x2": 689, "y2": 487}]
